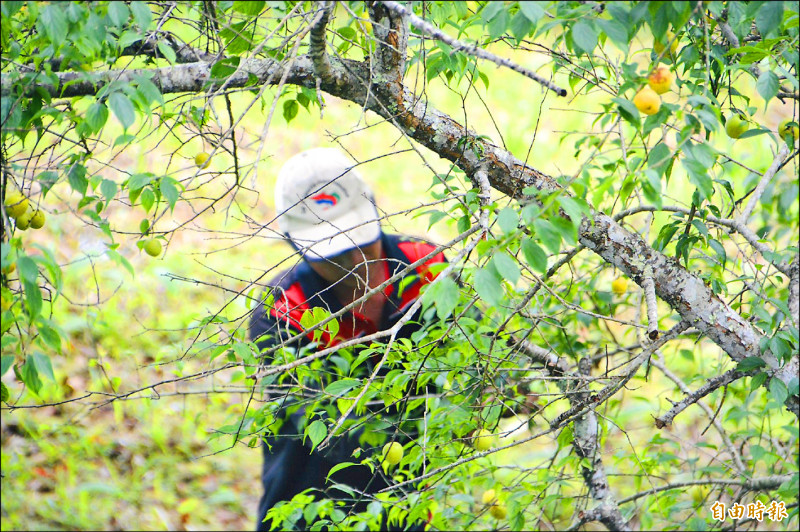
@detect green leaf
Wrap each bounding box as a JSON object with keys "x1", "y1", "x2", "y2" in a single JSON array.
[
  {"x1": 496, "y1": 207, "x2": 519, "y2": 234},
  {"x1": 533, "y1": 219, "x2": 562, "y2": 255},
  {"x1": 519, "y1": 2, "x2": 544, "y2": 24},
  {"x1": 422, "y1": 277, "x2": 460, "y2": 320},
  {"x1": 750, "y1": 372, "x2": 768, "y2": 392},
  {"x1": 233, "y1": 0, "x2": 265, "y2": 16},
  {"x1": 20, "y1": 355, "x2": 42, "y2": 395},
  {"x1": 648, "y1": 142, "x2": 672, "y2": 177},
  {"x1": 107, "y1": 2, "x2": 130, "y2": 27},
  {"x1": 612, "y1": 97, "x2": 641, "y2": 128},
  {"x1": 1, "y1": 355, "x2": 13, "y2": 377},
  {"x1": 23, "y1": 280, "x2": 42, "y2": 321},
  {"x1": 305, "y1": 420, "x2": 327, "y2": 451},
  {"x1": 283, "y1": 100, "x2": 299, "y2": 123},
  {"x1": 68, "y1": 164, "x2": 88, "y2": 196},
  {"x1": 521, "y1": 238, "x2": 547, "y2": 274},
  {"x1": 157, "y1": 41, "x2": 177, "y2": 64},
  {"x1": 16, "y1": 256, "x2": 38, "y2": 284},
  {"x1": 140, "y1": 188, "x2": 155, "y2": 212},
  {"x1": 492, "y1": 252, "x2": 520, "y2": 284},
  {"x1": 37, "y1": 322, "x2": 62, "y2": 352},
  {"x1": 130, "y1": 1, "x2": 153, "y2": 30},
  {"x1": 755, "y1": 1, "x2": 783, "y2": 38},
  {"x1": 39, "y1": 4, "x2": 68, "y2": 47},
  {"x1": 159, "y1": 177, "x2": 179, "y2": 212},
  {"x1": 100, "y1": 179, "x2": 117, "y2": 203},
  {"x1": 756, "y1": 71, "x2": 779, "y2": 105},
  {"x1": 571, "y1": 21, "x2": 598, "y2": 55},
  {"x1": 324, "y1": 378, "x2": 360, "y2": 396},
  {"x1": 768, "y1": 378, "x2": 788, "y2": 404},
  {"x1": 736, "y1": 356, "x2": 766, "y2": 372},
  {"x1": 1, "y1": 382, "x2": 8, "y2": 403},
  {"x1": 32, "y1": 352, "x2": 55, "y2": 382},
  {"x1": 128, "y1": 173, "x2": 154, "y2": 191},
  {"x1": 681, "y1": 159, "x2": 714, "y2": 200},
  {"x1": 474, "y1": 267, "x2": 503, "y2": 307},
  {"x1": 326, "y1": 461, "x2": 357, "y2": 482},
  {"x1": 109, "y1": 92, "x2": 136, "y2": 130},
  {"x1": 85, "y1": 102, "x2": 109, "y2": 134},
  {"x1": 708, "y1": 238, "x2": 727, "y2": 268},
  {"x1": 596, "y1": 18, "x2": 628, "y2": 48}
]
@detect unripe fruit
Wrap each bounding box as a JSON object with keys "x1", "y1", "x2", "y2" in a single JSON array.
[
  {"x1": 15, "y1": 209, "x2": 34, "y2": 230},
  {"x1": 29, "y1": 210, "x2": 45, "y2": 229},
  {"x1": 725, "y1": 114, "x2": 749, "y2": 139},
  {"x1": 473, "y1": 428, "x2": 495, "y2": 451},
  {"x1": 482, "y1": 489, "x2": 497, "y2": 505},
  {"x1": 143, "y1": 239, "x2": 162, "y2": 257},
  {"x1": 4, "y1": 191, "x2": 29, "y2": 219},
  {"x1": 633, "y1": 87, "x2": 661, "y2": 115},
  {"x1": 612, "y1": 277, "x2": 628, "y2": 295},
  {"x1": 194, "y1": 152, "x2": 211, "y2": 169},
  {"x1": 778, "y1": 119, "x2": 799, "y2": 141},
  {"x1": 489, "y1": 503, "x2": 507, "y2": 520},
  {"x1": 653, "y1": 31, "x2": 679, "y2": 56},
  {"x1": 382, "y1": 441, "x2": 403, "y2": 466},
  {"x1": 647, "y1": 66, "x2": 674, "y2": 94}
]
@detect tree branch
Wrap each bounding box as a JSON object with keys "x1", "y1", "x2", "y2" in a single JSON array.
[
  {"x1": 377, "y1": 0, "x2": 567, "y2": 97},
  {"x1": 654, "y1": 367, "x2": 754, "y2": 429},
  {"x1": 309, "y1": 1, "x2": 335, "y2": 83}
]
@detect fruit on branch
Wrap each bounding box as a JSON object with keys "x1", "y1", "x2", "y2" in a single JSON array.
[
  {"x1": 4, "y1": 191, "x2": 29, "y2": 219},
  {"x1": 482, "y1": 489, "x2": 507, "y2": 519},
  {"x1": 612, "y1": 277, "x2": 628, "y2": 295},
  {"x1": 29, "y1": 210, "x2": 46, "y2": 229},
  {"x1": 143, "y1": 239, "x2": 162, "y2": 257},
  {"x1": 473, "y1": 428, "x2": 495, "y2": 451},
  {"x1": 633, "y1": 87, "x2": 661, "y2": 115},
  {"x1": 725, "y1": 114, "x2": 749, "y2": 139},
  {"x1": 647, "y1": 66, "x2": 674, "y2": 94},
  {"x1": 653, "y1": 30, "x2": 679, "y2": 57},
  {"x1": 194, "y1": 152, "x2": 211, "y2": 169},
  {"x1": 778, "y1": 119, "x2": 799, "y2": 142},
  {"x1": 382, "y1": 441, "x2": 403, "y2": 466},
  {"x1": 489, "y1": 503, "x2": 507, "y2": 520},
  {"x1": 15, "y1": 209, "x2": 34, "y2": 230}
]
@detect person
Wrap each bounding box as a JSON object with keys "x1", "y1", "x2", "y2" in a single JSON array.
[{"x1": 249, "y1": 147, "x2": 445, "y2": 531}]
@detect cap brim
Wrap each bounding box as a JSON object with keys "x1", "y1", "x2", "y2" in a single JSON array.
[{"x1": 286, "y1": 201, "x2": 381, "y2": 261}]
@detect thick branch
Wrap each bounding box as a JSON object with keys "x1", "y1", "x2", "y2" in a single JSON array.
[
  {"x1": 369, "y1": 1, "x2": 408, "y2": 85},
  {"x1": 309, "y1": 1, "x2": 335, "y2": 83}
]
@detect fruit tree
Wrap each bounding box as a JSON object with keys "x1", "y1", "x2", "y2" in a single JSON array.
[{"x1": 1, "y1": 1, "x2": 798, "y2": 530}]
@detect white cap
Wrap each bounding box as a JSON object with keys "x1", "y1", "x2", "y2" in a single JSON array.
[{"x1": 275, "y1": 148, "x2": 381, "y2": 261}]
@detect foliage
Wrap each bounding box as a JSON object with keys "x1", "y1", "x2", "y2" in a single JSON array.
[{"x1": 1, "y1": 1, "x2": 798, "y2": 530}]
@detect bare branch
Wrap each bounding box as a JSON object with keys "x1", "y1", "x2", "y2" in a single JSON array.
[
  {"x1": 618, "y1": 475, "x2": 793, "y2": 505},
  {"x1": 737, "y1": 143, "x2": 791, "y2": 224},
  {"x1": 654, "y1": 367, "x2": 753, "y2": 429}
]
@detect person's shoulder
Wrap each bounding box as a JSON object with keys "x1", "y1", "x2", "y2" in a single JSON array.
[{"x1": 386, "y1": 233, "x2": 445, "y2": 264}]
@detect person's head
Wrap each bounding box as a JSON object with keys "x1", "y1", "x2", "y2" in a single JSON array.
[{"x1": 275, "y1": 148, "x2": 383, "y2": 288}]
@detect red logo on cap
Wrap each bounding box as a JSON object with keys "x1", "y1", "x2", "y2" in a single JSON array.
[{"x1": 311, "y1": 192, "x2": 339, "y2": 207}]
